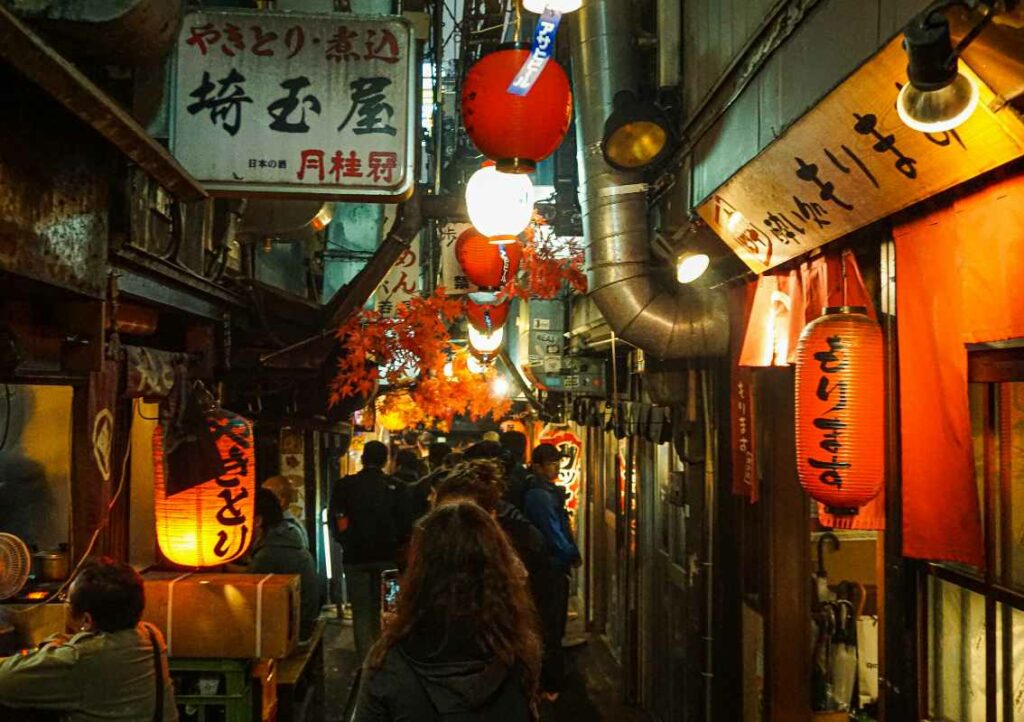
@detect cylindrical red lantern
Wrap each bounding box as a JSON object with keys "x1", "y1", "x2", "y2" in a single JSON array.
[
  {"x1": 154, "y1": 409, "x2": 256, "y2": 567},
  {"x1": 455, "y1": 228, "x2": 522, "y2": 290},
  {"x1": 794, "y1": 307, "x2": 884, "y2": 515},
  {"x1": 461, "y1": 44, "x2": 573, "y2": 173},
  {"x1": 466, "y1": 299, "x2": 511, "y2": 332}
]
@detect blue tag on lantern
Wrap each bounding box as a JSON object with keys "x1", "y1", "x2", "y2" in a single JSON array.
[{"x1": 507, "y1": 7, "x2": 563, "y2": 96}]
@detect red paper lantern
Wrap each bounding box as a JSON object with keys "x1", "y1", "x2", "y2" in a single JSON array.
[
  {"x1": 461, "y1": 44, "x2": 573, "y2": 173},
  {"x1": 794, "y1": 307, "x2": 884, "y2": 515},
  {"x1": 466, "y1": 299, "x2": 511, "y2": 332},
  {"x1": 154, "y1": 410, "x2": 256, "y2": 567},
  {"x1": 455, "y1": 228, "x2": 523, "y2": 290}
]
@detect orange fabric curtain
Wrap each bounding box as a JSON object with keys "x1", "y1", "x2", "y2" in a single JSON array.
[{"x1": 894, "y1": 173, "x2": 1024, "y2": 566}]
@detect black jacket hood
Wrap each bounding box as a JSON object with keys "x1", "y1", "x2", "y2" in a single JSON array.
[{"x1": 397, "y1": 649, "x2": 511, "y2": 714}]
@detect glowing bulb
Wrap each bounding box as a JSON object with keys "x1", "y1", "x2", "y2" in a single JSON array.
[
  {"x1": 726, "y1": 211, "x2": 745, "y2": 236},
  {"x1": 443, "y1": 361, "x2": 454, "y2": 377},
  {"x1": 523, "y1": 0, "x2": 582, "y2": 12},
  {"x1": 465, "y1": 165, "x2": 534, "y2": 237},
  {"x1": 468, "y1": 325, "x2": 504, "y2": 355},
  {"x1": 493, "y1": 377, "x2": 510, "y2": 397},
  {"x1": 676, "y1": 252, "x2": 710, "y2": 284}
]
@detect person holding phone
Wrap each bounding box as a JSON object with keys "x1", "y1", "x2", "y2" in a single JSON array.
[{"x1": 354, "y1": 501, "x2": 541, "y2": 721}]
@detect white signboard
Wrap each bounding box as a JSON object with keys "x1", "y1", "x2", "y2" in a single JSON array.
[
  {"x1": 171, "y1": 10, "x2": 415, "y2": 199},
  {"x1": 375, "y1": 205, "x2": 420, "y2": 318}
]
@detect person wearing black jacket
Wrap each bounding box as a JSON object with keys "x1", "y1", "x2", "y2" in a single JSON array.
[
  {"x1": 434, "y1": 459, "x2": 566, "y2": 698},
  {"x1": 499, "y1": 431, "x2": 531, "y2": 510},
  {"x1": 354, "y1": 501, "x2": 541, "y2": 721},
  {"x1": 330, "y1": 440, "x2": 411, "y2": 661}
]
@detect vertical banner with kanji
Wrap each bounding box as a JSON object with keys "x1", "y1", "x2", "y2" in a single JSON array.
[
  {"x1": 538, "y1": 425, "x2": 583, "y2": 530},
  {"x1": 171, "y1": 11, "x2": 415, "y2": 199},
  {"x1": 375, "y1": 205, "x2": 420, "y2": 318}
]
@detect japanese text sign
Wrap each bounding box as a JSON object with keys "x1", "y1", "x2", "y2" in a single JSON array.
[
  {"x1": 375, "y1": 205, "x2": 421, "y2": 318},
  {"x1": 171, "y1": 11, "x2": 415, "y2": 199},
  {"x1": 696, "y1": 37, "x2": 1024, "y2": 273}
]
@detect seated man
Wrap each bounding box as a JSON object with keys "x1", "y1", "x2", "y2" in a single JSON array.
[
  {"x1": 248, "y1": 487, "x2": 321, "y2": 642},
  {"x1": 0, "y1": 556, "x2": 179, "y2": 721},
  {"x1": 261, "y1": 475, "x2": 309, "y2": 549}
]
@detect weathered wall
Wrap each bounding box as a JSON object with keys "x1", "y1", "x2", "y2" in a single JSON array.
[{"x1": 685, "y1": 0, "x2": 931, "y2": 205}]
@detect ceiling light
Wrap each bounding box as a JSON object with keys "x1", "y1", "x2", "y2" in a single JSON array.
[
  {"x1": 465, "y1": 164, "x2": 535, "y2": 237},
  {"x1": 310, "y1": 205, "x2": 333, "y2": 231},
  {"x1": 897, "y1": 2, "x2": 995, "y2": 133},
  {"x1": 676, "y1": 252, "x2": 710, "y2": 284},
  {"x1": 523, "y1": 0, "x2": 582, "y2": 13},
  {"x1": 601, "y1": 90, "x2": 674, "y2": 172}
]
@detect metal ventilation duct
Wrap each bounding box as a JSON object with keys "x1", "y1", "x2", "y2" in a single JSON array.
[{"x1": 570, "y1": 0, "x2": 729, "y2": 359}]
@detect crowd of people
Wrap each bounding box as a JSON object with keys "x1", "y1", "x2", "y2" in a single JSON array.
[
  {"x1": 332, "y1": 431, "x2": 581, "y2": 721},
  {"x1": 0, "y1": 429, "x2": 579, "y2": 722}
]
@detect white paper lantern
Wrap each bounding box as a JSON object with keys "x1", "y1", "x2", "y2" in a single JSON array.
[
  {"x1": 468, "y1": 325, "x2": 505, "y2": 355},
  {"x1": 465, "y1": 165, "x2": 534, "y2": 238}
]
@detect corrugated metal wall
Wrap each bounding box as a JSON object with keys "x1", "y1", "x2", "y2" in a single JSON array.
[{"x1": 685, "y1": 0, "x2": 932, "y2": 205}]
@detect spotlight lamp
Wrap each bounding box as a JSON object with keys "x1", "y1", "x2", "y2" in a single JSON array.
[
  {"x1": 897, "y1": 0, "x2": 1010, "y2": 133},
  {"x1": 601, "y1": 90, "x2": 675, "y2": 172},
  {"x1": 676, "y1": 252, "x2": 710, "y2": 284}
]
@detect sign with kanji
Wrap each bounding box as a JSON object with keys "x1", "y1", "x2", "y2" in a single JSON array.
[
  {"x1": 696, "y1": 37, "x2": 1024, "y2": 273},
  {"x1": 171, "y1": 11, "x2": 415, "y2": 199},
  {"x1": 375, "y1": 205, "x2": 420, "y2": 318}
]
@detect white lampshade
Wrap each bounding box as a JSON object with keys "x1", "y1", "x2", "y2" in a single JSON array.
[
  {"x1": 465, "y1": 165, "x2": 534, "y2": 238},
  {"x1": 468, "y1": 325, "x2": 505, "y2": 355},
  {"x1": 523, "y1": 0, "x2": 582, "y2": 13}
]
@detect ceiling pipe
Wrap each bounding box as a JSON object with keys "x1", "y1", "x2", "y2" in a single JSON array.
[{"x1": 570, "y1": 0, "x2": 729, "y2": 359}]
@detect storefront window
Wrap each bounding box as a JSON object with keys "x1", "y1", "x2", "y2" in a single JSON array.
[{"x1": 924, "y1": 349, "x2": 1024, "y2": 722}]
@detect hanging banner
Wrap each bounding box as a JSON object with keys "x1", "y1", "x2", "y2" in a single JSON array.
[
  {"x1": 507, "y1": 8, "x2": 562, "y2": 96},
  {"x1": 696, "y1": 36, "x2": 1024, "y2": 273},
  {"x1": 538, "y1": 425, "x2": 582, "y2": 528},
  {"x1": 171, "y1": 10, "x2": 416, "y2": 199}
]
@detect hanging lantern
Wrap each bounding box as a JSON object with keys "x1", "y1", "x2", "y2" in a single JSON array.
[
  {"x1": 461, "y1": 45, "x2": 573, "y2": 173},
  {"x1": 465, "y1": 164, "x2": 535, "y2": 237},
  {"x1": 469, "y1": 325, "x2": 505, "y2": 355},
  {"x1": 468, "y1": 348, "x2": 493, "y2": 372},
  {"x1": 456, "y1": 227, "x2": 523, "y2": 290},
  {"x1": 794, "y1": 307, "x2": 884, "y2": 516},
  {"x1": 466, "y1": 299, "x2": 511, "y2": 332},
  {"x1": 154, "y1": 410, "x2": 256, "y2": 567}
]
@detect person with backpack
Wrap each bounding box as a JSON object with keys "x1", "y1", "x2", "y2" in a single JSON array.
[{"x1": 330, "y1": 440, "x2": 411, "y2": 661}]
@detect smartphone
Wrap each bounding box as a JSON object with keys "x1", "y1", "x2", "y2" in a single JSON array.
[{"x1": 380, "y1": 569, "x2": 401, "y2": 615}]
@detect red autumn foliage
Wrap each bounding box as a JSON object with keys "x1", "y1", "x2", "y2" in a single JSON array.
[
  {"x1": 329, "y1": 290, "x2": 511, "y2": 430},
  {"x1": 503, "y1": 214, "x2": 587, "y2": 301}
]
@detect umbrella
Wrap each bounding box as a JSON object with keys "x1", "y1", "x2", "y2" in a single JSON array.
[{"x1": 830, "y1": 599, "x2": 858, "y2": 711}]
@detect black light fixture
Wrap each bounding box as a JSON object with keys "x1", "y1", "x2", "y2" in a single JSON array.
[
  {"x1": 601, "y1": 90, "x2": 675, "y2": 172},
  {"x1": 897, "y1": 0, "x2": 1013, "y2": 132}
]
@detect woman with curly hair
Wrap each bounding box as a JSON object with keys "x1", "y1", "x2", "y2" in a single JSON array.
[{"x1": 353, "y1": 500, "x2": 542, "y2": 721}]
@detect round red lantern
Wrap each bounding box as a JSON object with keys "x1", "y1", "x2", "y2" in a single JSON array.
[
  {"x1": 455, "y1": 228, "x2": 523, "y2": 290},
  {"x1": 461, "y1": 44, "x2": 573, "y2": 173},
  {"x1": 794, "y1": 307, "x2": 884, "y2": 516},
  {"x1": 154, "y1": 409, "x2": 256, "y2": 567},
  {"x1": 466, "y1": 299, "x2": 511, "y2": 332}
]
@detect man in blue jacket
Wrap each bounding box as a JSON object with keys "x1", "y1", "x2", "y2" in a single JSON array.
[{"x1": 523, "y1": 443, "x2": 581, "y2": 701}]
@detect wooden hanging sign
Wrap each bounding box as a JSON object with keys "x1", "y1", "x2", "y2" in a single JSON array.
[{"x1": 696, "y1": 36, "x2": 1024, "y2": 273}]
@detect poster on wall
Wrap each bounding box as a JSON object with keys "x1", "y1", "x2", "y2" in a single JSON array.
[
  {"x1": 538, "y1": 425, "x2": 582, "y2": 529},
  {"x1": 279, "y1": 428, "x2": 306, "y2": 525}
]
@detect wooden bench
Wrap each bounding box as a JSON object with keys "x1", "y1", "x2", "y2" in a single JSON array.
[{"x1": 275, "y1": 617, "x2": 326, "y2": 722}]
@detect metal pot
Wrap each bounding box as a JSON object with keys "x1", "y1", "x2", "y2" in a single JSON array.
[{"x1": 32, "y1": 550, "x2": 69, "y2": 582}]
